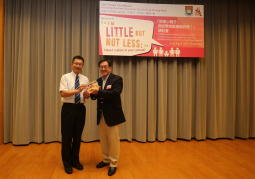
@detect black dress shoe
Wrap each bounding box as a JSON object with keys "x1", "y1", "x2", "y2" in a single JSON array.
[
  {"x1": 71, "y1": 162, "x2": 83, "y2": 170},
  {"x1": 108, "y1": 167, "x2": 117, "y2": 176},
  {"x1": 64, "y1": 167, "x2": 73, "y2": 174},
  {"x1": 96, "y1": 161, "x2": 110, "y2": 168}
]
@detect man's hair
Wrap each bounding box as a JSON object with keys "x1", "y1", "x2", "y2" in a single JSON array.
[
  {"x1": 72, "y1": 55, "x2": 84, "y2": 63},
  {"x1": 98, "y1": 58, "x2": 112, "y2": 67}
]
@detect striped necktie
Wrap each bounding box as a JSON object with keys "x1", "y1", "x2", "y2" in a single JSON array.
[{"x1": 75, "y1": 75, "x2": 80, "y2": 104}]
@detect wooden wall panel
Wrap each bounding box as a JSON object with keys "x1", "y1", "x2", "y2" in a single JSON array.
[{"x1": 0, "y1": 0, "x2": 4, "y2": 145}]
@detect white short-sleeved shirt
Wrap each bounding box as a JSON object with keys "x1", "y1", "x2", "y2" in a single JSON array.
[{"x1": 59, "y1": 71, "x2": 89, "y2": 103}]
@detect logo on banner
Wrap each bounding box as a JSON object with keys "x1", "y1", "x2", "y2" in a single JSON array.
[
  {"x1": 195, "y1": 7, "x2": 202, "y2": 16},
  {"x1": 185, "y1": 6, "x2": 193, "y2": 16}
]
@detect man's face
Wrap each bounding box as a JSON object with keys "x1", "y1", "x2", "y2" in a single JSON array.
[
  {"x1": 72, "y1": 59, "x2": 84, "y2": 74},
  {"x1": 99, "y1": 61, "x2": 112, "y2": 78}
]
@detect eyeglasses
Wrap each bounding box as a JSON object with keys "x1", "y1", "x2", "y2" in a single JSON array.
[
  {"x1": 73, "y1": 63, "x2": 83, "y2": 66},
  {"x1": 100, "y1": 66, "x2": 109, "y2": 69}
]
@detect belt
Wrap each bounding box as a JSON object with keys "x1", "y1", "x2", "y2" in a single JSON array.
[{"x1": 63, "y1": 102, "x2": 84, "y2": 105}]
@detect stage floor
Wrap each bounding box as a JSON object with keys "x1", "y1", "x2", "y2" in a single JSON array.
[{"x1": 0, "y1": 139, "x2": 254, "y2": 179}]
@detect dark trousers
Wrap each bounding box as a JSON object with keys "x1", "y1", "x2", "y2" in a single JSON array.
[{"x1": 61, "y1": 103, "x2": 86, "y2": 168}]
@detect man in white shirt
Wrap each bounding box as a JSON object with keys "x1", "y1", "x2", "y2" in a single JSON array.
[{"x1": 59, "y1": 56, "x2": 89, "y2": 174}]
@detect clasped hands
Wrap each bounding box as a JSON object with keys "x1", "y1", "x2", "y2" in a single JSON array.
[{"x1": 83, "y1": 86, "x2": 101, "y2": 98}]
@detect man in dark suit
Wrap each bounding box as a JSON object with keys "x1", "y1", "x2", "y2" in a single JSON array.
[{"x1": 87, "y1": 58, "x2": 126, "y2": 176}]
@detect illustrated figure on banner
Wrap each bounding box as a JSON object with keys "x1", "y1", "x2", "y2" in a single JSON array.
[
  {"x1": 175, "y1": 48, "x2": 180, "y2": 57},
  {"x1": 170, "y1": 47, "x2": 175, "y2": 57},
  {"x1": 153, "y1": 47, "x2": 158, "y2": 56},
  {"x1": 164, "y1": 51, "x2": 169, "y2": 57},
  {"x1": 159, "y1": 47, "x2": 164, "y2": 57}
]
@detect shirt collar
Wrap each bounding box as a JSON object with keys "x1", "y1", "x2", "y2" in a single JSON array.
[
  {"x1": 102, "y1": 73, "x2": 110, "y2": 81},
  {"x1": 71, "y1": 71, "x2": 80, "y2": 77}
]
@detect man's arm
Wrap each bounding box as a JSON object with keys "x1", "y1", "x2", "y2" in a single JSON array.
[
  {"x1": 60, "y1": 84, "x2": 86, "y2": 97},
  {"x1": 59, "y1": 76, "x2": 87, "y2": 97}
]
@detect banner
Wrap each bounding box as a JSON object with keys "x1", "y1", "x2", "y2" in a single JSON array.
[{"x1": 99, "y1": 1, "x2": 204, "y2": 57}]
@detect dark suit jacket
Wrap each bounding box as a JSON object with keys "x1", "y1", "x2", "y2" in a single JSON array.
[{"x1": 91, "y1": 73, "x2": 126, "y2": 127}]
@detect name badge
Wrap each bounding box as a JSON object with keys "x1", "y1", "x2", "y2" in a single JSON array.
[{"x1": 106, "y1": 85, "x2": 111, "y2": 89}]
